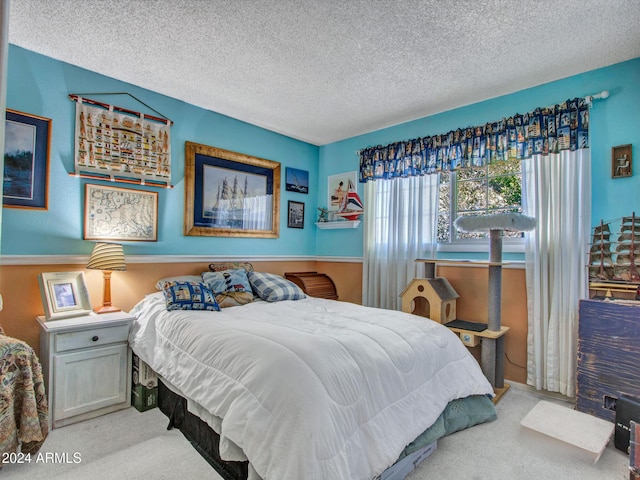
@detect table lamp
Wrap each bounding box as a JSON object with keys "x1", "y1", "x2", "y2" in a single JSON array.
[{"x1": 86, "y1": 242, "x2": 127, "y2": 314}]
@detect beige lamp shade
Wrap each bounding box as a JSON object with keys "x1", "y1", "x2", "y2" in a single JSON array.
[
  {"x1": 86, "y1": 243, "x2": 126, "y2": 314},
  {"x1": 86, "y1": 243, "x2": 127, "y2": 272}
]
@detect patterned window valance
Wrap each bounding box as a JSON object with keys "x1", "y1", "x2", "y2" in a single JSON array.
[{"x1": 359, "y1": 97, "x2": 589, "y2": 183}]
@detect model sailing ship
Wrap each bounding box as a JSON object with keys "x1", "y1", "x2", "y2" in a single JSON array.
[
  {"x1": 589, "y1": 212, "x2": 640, "y2": 288},
  {"x1": 333, "y1": 179, "x2": 364, "y2": 221}
]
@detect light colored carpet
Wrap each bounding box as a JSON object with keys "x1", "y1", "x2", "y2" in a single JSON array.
[
  {"x1": 407, "y1": 385, "x2": 629, "y2": 480},
  {"x1": 1, "y1": 407, "x2": 219, "y2": 480},
  {"x1": 2, "y1": 383, "x2": 630, "y2": 480}
]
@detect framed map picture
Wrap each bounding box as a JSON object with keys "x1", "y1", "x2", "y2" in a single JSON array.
[{"x1": 84, "y1": 184, "x2": 158, "y2": 241}]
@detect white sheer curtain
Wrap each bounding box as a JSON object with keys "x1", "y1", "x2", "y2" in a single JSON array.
[
  {"x1": 523, "y1": 149, "x2": 591, "y2": 397},
  {"x1": 362, "y1": 174, "x2": 439, "y2": 309}
]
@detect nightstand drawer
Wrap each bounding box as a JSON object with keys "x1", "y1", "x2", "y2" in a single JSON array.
[{"x1": 55, "y1": 324, "x2": 129, "y2": 352}]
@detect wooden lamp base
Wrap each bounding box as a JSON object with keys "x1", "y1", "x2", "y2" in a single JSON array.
[{"x1": 95, "y1": 270, "x2": 120, "y2": 314}]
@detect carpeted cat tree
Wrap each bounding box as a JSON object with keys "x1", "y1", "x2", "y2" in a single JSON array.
[{"x1": 454, "y1": 213, "x2": 536, "y2": 388}]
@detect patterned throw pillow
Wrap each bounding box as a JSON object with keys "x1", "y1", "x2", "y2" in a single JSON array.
[
  {"x1": 162, "y1": 281, "x2": 220, "y2": 311},
  {"x1": 202, "y1": 269, "x2": 252, "y2": 294},
  {"x1": 208, "y1": 262, "x2": 254, "y2": 273},
  {"x1": 247, "y1": 271, "x2": 306, "y2": 302},
  {"x1": 155, "y1": 275, "x2": 203, "y2": 291}
]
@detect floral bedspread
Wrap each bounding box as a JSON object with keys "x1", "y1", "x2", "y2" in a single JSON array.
[{"x1": 0, "y1": 326, "x2": 48, "y2": 466}]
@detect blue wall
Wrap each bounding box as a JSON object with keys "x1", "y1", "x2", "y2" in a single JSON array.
[
  {"x1": 3, "y1": 46, "x2": 319, "y2": 256},
  {"x1": 3, "y1": 46, "x2": 639, "y2": 259},
  {"x1": 318, "y1": 57, "x2": 640, "y2": 257}
]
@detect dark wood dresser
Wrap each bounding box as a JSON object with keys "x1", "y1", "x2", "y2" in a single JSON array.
[
  {"x1": 284, "y1": 272, "x2": 338, "y2": 300},
  {"x1": 576, "y1": 299, "x2": 640, "y2": 422}
]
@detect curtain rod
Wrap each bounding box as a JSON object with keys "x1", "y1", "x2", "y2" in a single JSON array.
[
  {"x1": 355, "y1": 90, "x2": 610, "y2": 155},
  {"x1": 584, "y1": 90, "x2": 609, "y2": 106}
]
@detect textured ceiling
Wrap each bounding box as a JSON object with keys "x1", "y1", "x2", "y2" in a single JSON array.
[{"x1": 7, "y1": 0, "x2": 640, "y2": 145}]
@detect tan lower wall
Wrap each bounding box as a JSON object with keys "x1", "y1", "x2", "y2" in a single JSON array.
[
  {"x1": 0, "y1": 260, "x2": 357, "y2": 357},
  {"x1": 0, "y1": 260, "x2": 527, "y2": 385},
  {"x1": 437, "y1": 265, "x2": 528, "y2": 385}
]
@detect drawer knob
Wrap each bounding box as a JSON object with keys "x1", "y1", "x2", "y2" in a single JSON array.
[{"x1": 92, "y1": 335, "x2": 99, "y2": 342}]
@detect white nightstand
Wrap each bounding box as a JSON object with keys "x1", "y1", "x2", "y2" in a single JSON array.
[{"x1": 37, "y1": 311, "x2": 134, "y2": 429}]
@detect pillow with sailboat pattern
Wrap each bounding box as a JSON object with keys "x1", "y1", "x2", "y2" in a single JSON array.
[
  {"x1": 162, "y1": 281, "x2": 220, "y2": 311},
  {"x1": 202, "y1": 269, "x2": 252, "y2": 294}
]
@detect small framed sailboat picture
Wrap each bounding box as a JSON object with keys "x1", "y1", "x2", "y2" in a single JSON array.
[
  {"x1": 285, "y1": 167, "x2": 309, "y2": 194},
  {"x1": 327, "y1": 171, "x2": 363, "y2": 221}
]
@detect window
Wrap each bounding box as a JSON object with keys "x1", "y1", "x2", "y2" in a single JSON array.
[{"x1": 437, "y1": 158, "x2": 523, "y2": 244}]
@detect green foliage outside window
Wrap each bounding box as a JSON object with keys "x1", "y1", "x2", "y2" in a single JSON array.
[{"x1": 438, "y1": 158, "x2": 522, "y2": 243}]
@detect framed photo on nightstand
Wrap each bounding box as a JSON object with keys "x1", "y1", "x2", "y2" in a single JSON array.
[{"x1": 38, "y1": 271, "x2": 93, "y2": 320}]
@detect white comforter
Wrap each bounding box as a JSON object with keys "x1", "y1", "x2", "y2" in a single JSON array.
[{"x1": 129, "y1": 293, "x2": 493, "y2": 480}]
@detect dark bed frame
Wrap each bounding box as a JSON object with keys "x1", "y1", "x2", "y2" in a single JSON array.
[
  {"x1": 158, "y1": 377, "x2": 496, "y2": 480},
  {"x1": 159, "y1": 380, "x2": 248, "y2": 480}
]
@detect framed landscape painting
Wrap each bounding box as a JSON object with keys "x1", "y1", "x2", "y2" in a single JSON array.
[{"x1": 3, "y1": 109, "x2": 51, "y2": 209}]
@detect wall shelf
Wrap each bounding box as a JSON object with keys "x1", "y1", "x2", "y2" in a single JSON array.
[{"x1": 315, "y1": 221, "x2": 360, "y2": 229}]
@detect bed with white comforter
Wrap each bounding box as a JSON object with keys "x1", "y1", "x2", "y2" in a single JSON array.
[{"x1": 129, "y1": 292, "x2": 493, "y2": 480}]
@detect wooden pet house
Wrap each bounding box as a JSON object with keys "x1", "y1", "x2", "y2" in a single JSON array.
[{"x1": 400, "y1": 277, "x2": 459, "y2": 324}]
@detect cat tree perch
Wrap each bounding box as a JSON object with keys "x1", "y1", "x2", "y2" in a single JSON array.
[{"x1": 454, "y1": 213, "x2": 536, "y2": 389}]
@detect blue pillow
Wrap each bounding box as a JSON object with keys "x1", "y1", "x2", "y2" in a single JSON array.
[
  {"x1": 247, "y1": 271, "x2": 306, "y2": 302},
  {"x1": 162, "y1": 281, "x2": 221, "y2": 311},
  {"x1": 202, "y1": 269, "x2": 252, "y2": 294}
]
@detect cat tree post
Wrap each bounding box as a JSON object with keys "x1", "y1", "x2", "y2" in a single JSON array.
[
  {"x1": 486, "y1": 228, "x2": 504, "y2": 387},
  {"x1": 454, "y1": 213, "x2": 536, "y2": 389}
]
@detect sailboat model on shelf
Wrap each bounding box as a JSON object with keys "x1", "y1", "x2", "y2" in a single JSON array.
[
  {"x1": 334, "y1": 179, "x2": 364, "y2": 221},
  {"x1": 616, "y1": 213, "x2": 640, "y2": 281},
  {"x1": 588, "y1": 212, "x2": 640, "y2": 283}
]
